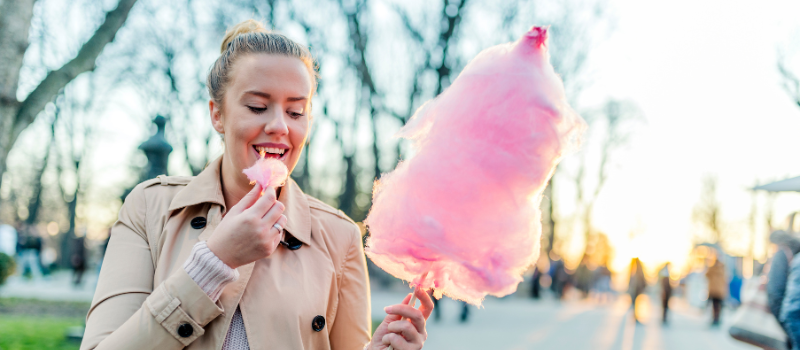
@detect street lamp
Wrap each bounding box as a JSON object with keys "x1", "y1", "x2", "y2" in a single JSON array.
[{"x1": 138, "y1": 115, "x2": 172, "y2": 181}]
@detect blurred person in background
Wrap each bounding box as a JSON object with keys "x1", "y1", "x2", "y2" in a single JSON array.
[
  {"x1": 15, "y1": 222, "x2": 42, "y2": 280},
  {"x1": 729, "y1": 265, "x2": 742, "y2": 307},
  {"x1": 659, "y1": 263, "x2": 672, "y2": 324},
  {"x1": 549, "y1": 253, "x2": 568, "y2": 299},
  {"x1": 768, "y1": 230, "x2": 799, "y2": 350},
  {"x1": 628, "y1": 258, "x2": 646, "y2": 324},
  {"x1": 81, "y1": 20, "x2": 432, "y2": 350},
  {"x1": 593, "y1": 262, "x2": 612, "y2": 303},
  {"x1": 429, "y1": 289, "x2": 441, "y2": 322},
  {"x1": 530, "y1": 266, "x2": 541, "y2": 299},
  {"x1": 575, "y1": 255, "x2": 592, "y2": 298},
  {"x1": 706, "y1": 254, "x2": 727, "y2": 327},
  {"x1": 70, "y1": 231, "x2": 87, "y2": 287},
  {"x1": 779, "y1": 232, "x2": 800, "y2": 349},
  {"x1": 0, "y1": 222, "x2": 17, "y2": 257}
]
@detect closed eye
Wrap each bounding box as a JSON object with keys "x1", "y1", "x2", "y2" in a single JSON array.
[
  {"x1": 248, "y1": 106, "x2": 267, "y2": 114},
  {"x1": 289, "y1": 111, "x2": 304, "y2": 119}
]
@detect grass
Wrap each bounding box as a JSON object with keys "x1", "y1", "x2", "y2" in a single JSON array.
[
  {"x1": 0, "y1": 315, "x2": 83, "y2": 350},
  {"x1": 0, "y1": 298, "x2": 91, "y2": 318},
  {"x1": 0, "y1": 298, "x2": 383, "y2": 348}
]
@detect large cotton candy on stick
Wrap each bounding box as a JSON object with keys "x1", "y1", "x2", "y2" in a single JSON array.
[
  {"x1": 243, "y1": 157, "x2": 289, "y2": 193},
  {"x1": 364, "y1": 26, "x2": 586, "y2": 306}
]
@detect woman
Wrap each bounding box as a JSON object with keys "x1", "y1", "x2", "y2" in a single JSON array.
[
  {"x1": 81, "y1": 20, "x2": 433, "y2": 350},
  {"x1": 706, "y1": 256, "x2": 727, "y2": 326},
  {"x1": 658, "y1": 263, "x2": 671, "y2": 324},
  {"x1": 628, "y1": 258, "x2": 646, "y2": 324}
]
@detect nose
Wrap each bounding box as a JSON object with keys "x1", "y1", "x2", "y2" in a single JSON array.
[{"x1": 264, "y1": 104, "x2": 288, "y2": 136}]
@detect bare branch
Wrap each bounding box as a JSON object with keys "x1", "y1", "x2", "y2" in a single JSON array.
[
  {"x1": 13, "y1": 0, "x2": 139, "y2": 142},
  {"x1": 778, "y1": 57, "x2": 800, "y2": 108}
]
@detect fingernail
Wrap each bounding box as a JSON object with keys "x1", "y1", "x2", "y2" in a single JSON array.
[{"x1": 384, "y1": 306, "x2": 392, "y2": 313}]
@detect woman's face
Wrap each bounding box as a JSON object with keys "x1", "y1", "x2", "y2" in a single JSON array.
[{"x1": 210, "y1": 53, "x2": 312, "y2": 185}]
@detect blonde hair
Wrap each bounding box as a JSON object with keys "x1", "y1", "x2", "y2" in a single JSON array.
[{"x1": 207, "y1": 19, "x2": 319, "y2": 107}]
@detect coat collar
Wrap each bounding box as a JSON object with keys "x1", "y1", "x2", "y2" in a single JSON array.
[{"x1": 169, "y1": 155, "x2": 312, "y2": 246}]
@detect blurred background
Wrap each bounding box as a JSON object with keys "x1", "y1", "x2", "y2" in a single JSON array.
[{"x1": 2, "y1": 0, "x2": 800, "y2": 349}]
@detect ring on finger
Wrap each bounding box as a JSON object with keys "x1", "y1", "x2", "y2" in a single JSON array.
[{"x1": 273, "y1": 223, "x2": 283, "y2": 232}]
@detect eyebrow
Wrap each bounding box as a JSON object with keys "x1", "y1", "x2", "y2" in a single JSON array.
[{"x1": 244, "y1": 90, "x2": 308, "y2": 102}]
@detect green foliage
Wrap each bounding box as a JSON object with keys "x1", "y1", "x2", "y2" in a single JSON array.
[
  {"x1": 0, "y1": 315, "x2": 82, "y2": 350},
  {"x1": 0, "y1": 252, "x2": 15, "y2": 285}
]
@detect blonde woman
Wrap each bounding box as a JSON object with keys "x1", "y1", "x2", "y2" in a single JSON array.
[{"x1": 81, "y1": 20, "x2": 433, "y2": 350}]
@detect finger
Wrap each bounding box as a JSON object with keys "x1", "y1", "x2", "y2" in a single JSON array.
[
  {"x1": 385, "y1": 304, "x2": 425, "y2": 335},
  {"x1": 271, "y1": 215, "x2": 288, "y2": 240},
  {"x1": 387, "y1": 320, "x2": 421, "y2": 344},
  {"x1": 261, "y1": 201, "x2": 285, "y2": 225},
  {"x1": 382, "y1": 332, "x2": 412, "y2": 349},
  {"x1": 230, "y1": 183, "x2": 261, "y2": 214},
  {"x1": 378, "y1": 293, "x2": 412, "y2": 325},
  {"x1": 246, "y1": 186, "x2": 277, "y2": 216},
  {"x1": 416, "y1": 288, "x2": 435, "y2": 320},
  {"x1": 401, "y1": 293, "x2": 412, "y2": 305},
  {"x1": 275, "y1": 214, "x2": 288, "y2": 229}
]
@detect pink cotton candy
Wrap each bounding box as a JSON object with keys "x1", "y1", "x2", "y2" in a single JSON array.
[
  {"x1": 364, "y1": 26, "x2": 586, "y2": 305},
  {"x1": 243, "y1": 157, "x2": 289, "y2": 189}
]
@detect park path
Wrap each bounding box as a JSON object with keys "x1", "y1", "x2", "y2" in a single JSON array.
[
  {"x1": 371, "y1": 289, "x2": 758, "y2": 350},
  {"x1": 1, "y1": 272, "x2": 763, "y2": 350}
]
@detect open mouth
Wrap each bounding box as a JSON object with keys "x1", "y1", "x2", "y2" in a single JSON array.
[{"x1": 253, "y1": 145, "x2": 288, "y2": 160}]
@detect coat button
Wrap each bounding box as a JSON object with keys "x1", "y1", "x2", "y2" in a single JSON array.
[
  {"x1": 190, "y1": 217, "x2": 207, "y2": 229},
  {"x1": 311, "y1": 315, "x2": 325, "y2": 332},
  {"x1": 177, "y1": 323, "x2": 193, "y2": 337},
  {"x1": 281, "y1": 234, "x2": 302, "y2": 250}
]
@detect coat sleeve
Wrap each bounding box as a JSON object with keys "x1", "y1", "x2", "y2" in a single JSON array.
[
  {"x1": 767, "y1": 249, "x2": 789, "y2": 322},
  {"x1": 780, "y1": 256, "x2": 800, "y2": 346},
  {"x1": 81, "y1": 184, "x2": 225, "y2": 350},
  {"x1": 329, "y1": 224, "x2": 371, "y2": 350}
]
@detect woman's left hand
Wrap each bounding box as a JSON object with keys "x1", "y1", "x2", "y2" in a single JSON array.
[{"x1": 369, "y1": 287, "x2": 434, "y2": 350}]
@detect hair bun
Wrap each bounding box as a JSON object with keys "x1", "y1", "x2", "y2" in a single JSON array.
[{"x1": 220, "y1": 19, "x2": 270, "y2": 53}]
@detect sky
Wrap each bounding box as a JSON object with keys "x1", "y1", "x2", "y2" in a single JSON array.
[{"x1": 565, "y1": 0, "x2": 800, "y2": 275}]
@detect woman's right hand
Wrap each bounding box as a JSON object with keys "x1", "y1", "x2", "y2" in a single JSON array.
[{"x1": 207, "y1": 183, "x2": 287, "y2": 269}]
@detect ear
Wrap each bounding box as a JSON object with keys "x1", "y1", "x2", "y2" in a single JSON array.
[{"x1": 210, "y1": 99, "x2": 224, "y2": 133}]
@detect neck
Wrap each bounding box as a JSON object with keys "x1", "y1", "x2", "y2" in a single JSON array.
[{"x1": 220, "y1": 154, "x2": 249, "y2": 211}]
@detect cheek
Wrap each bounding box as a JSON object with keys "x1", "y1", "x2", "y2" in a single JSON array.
[
  {"x1": 230, "y1": 116, "x2": 262, "y2": 145},
  {"x1": 288, "y1": 119, "x2": 309, "y2": 148}
]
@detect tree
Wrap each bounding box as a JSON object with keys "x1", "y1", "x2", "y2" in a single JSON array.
[
  {"x1": 692, "y1": 175, "x2": 724, "y2": 244},
  {"x1": 0, "y1": 0, "x2": 139, "y2": 200},
  {"x1": 574, "y1": 100, "x2": 641, "y2": 253},
  {"x1": 111, "y1": 0, "x2": 220, "y2": 176}
]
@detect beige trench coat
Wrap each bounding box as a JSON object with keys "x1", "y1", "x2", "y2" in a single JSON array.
[
  {"x1": 81, "y1": 156, "x2": 371, "y2": 350},
  {"x1": 706, "y1": 261, "x2": 728, "y2": 300}
]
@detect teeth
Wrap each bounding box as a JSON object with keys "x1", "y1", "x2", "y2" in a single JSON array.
[{"x1": 255, "y1": 146, "x2": 286, "y2": 155}]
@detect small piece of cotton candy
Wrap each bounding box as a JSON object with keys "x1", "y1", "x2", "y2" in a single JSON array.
[
  {"x1": 243, "y1": 157, "x2": 289, "y2": 189},
  {"x1": 364, "y1": 26, "x2": 586, "y2": 306}
]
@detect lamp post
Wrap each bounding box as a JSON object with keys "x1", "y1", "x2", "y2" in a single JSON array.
[{"x1": 138, "y1": 115, "x2": 172, "y2": 181}]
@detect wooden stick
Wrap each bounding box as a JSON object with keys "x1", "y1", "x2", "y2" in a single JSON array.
[{"x1": 386, "y1": 286, "x2": 419, "y2": 350}]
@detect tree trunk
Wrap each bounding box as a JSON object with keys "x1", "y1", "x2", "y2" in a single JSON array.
[
  {"x1": 25, "y1": 147, "x2": 52, "y2": 225},
  {"x1": 60, "y1": 159, "x2": 81, "y2": 267},
  {"x1": 25, "y1": 115, "x2": 58, "y2": 225},
  {"x1": 0, "y1": 0, "x2": 138, "y2": 198},
  {"x1": 370, "y1": 106, "x2": 381, "y2": 181},
  {"x1": 338, "y1": 155, "x2": 358, "y2": 219},
  {"x1": 544, "y1": 177, "x2": 556, "y2": 254}
]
